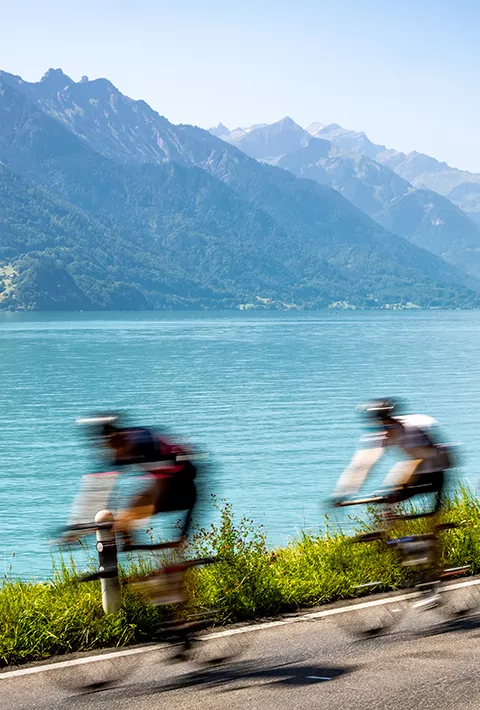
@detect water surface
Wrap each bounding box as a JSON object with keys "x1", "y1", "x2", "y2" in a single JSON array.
[{"x1": 1, "y1": 311, "x2": 479, "y2": 578}]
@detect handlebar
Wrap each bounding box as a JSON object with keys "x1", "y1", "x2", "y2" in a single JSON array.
[
  {"x1": 57, "y1": 523, "x2": 186, "y2": 554},
  {"x1": 335, "y1": 495, "x2": 387, "y2": 507},
  {"x1": 123, "y1": 540, "x2": 184, "y2": 552},
  {"x1": 64, "y1": 521, "x2": 114, "y2": 532}
]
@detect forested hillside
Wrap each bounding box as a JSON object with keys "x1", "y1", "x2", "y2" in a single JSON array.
[{"x1": 1, "y1": 70, "x2": 479, "y2": 310}]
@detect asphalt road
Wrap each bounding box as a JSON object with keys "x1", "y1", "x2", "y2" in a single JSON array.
[{"x1": 3, "y1": 594, "x2": 480, "y2": 710}]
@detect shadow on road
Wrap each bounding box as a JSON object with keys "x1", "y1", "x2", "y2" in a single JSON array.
[
  {"x1": 55, "y1": 657, "x2": 357, "y2": 704},
  {"x1": 152, "y1": 660, "x2": 355, "y2": 692},
  {"x1": 124, "y1": 660, "x2": 356, "y2": 699},
  {"x1": 414, "y1": 613, "x2": 480, "y2": 638}
]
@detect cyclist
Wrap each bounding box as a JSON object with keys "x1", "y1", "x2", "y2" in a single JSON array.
[
  {"x1": 332, "y1": 399, "x2": 452, "y2": 514},
  {"x1": 79, "y1": 414, "x2": 198, "y2": 545},
  {"x1": 72, "y1": 414, "x2": 200, "y2": 604}
]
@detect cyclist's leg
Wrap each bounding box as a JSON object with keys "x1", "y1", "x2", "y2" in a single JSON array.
[
  {"x1": 179, "y1": 481, "x2": 197, "y2": 538},
  {"x1": 154, "y1": 467, "x2": 197, "y2": 542},
  {"x1": 427, "y1": 470, "x2": 445, "y2": 580},
  {"x1": 383, "y1": 469, "x2": 443, "y2": 514},
  {"x1": 407, "y1": 470, "x2": 445, "y2": 594},
  {"x1": 115, "y1": 479, "x2": 160, "y2": 535},
  {"x1": 155, "y1": 481, "x2": 197, "y2": 605},
  {"x1": 431, "y1": 469, "x2": 445, "y2": 515}
]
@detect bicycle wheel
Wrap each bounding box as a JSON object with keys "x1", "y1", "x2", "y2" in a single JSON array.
[
  {"x1": 159, "y1": 612, "x2": 250, "y2": 666},
  {"x1": 439, "y1": 580, "x2": 480, "y2": 619},
  {"x1": 184, "y1": 628, "x2": 250, "y2": 666},
  {"x1": 337, "y1": 596, "x2": 407, "y2": 638},
  {"x1": 47, "y1": 651, "x2": 137, "y2": 693}
]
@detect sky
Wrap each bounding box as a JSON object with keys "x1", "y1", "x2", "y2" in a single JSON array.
[{"x1": 2, "y1": 0, "x2": 480, "y2": 171}]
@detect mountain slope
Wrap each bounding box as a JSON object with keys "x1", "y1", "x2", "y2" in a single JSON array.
[
  {"x1": 0, "y1": 161, "x2": 248, "y2": 310},
  {"x1": 373, "y1": 189, "x2": 480, "y2": 278},
  {"x1": 223, "y1": 118, "x2": 480, "y2": 279},
  {"x1": 1, "y1": 70, "x2": 479, "y2": 309},
  {"x1": 0, "y1": 68, "x2": 189, "y2": 166},
  {"x1": 0, "y1": 80, "x2": 314, "y2": 309},
  {"x1": 223, "y1": 116, "x2": 312, "y2": 159},
  {"x1": 447, "y1": 182, "x2": 480, "y2": 222},
  {"x1": 305, "y1": 120, "x2": 480, "y2": 214},
  {"x1": 174, "y1": 123, "x2": 480, "y2": 295},
  {"x1": 275, "y1": 139, "x2": 409, "y2": 217},
  {"x1": 307, "y1": 123, "x2": 382, "y2": 160}
]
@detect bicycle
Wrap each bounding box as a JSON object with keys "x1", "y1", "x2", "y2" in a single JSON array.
[
  {"x1": 52, "y1": 519, "x2": 248, "y2": 692},
  {"x1": 334, "y1": 496, "x2": 480, "y2": 637}
]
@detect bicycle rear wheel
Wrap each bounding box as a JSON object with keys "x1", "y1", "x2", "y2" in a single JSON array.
[
  {"x1": 47, "y1": 651, "x2": 137, "y2": 693},
  {"x1": 185, "y1": 628, "x2": 250, "y2": 665},
  {"x1": 439, "y1": 575, "x2": 480, "y2": 619},
  {"x1": 337, "y1": 590, "x2": 407, "y2": 638},
  {"x1": 158, "y1": 612, "x2": 250, "y2": 666}
]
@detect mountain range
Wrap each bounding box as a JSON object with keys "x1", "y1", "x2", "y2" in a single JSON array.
[
  {"x1": 213, "y1": 118, "x2": 480, "y2": 279},
  {"x1": 307, "y1": 122, "x2": 480, "y2": 217},
  {"x1": 0, "y1": 68, "x2": 479, "y2": 310}
]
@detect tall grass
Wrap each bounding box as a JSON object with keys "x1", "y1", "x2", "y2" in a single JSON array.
[{"x1": 1, "y1": 488, "x2": 480, "y2": 667}]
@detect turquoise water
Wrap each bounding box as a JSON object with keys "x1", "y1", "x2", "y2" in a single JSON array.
[{"x1": 1, "y1": 311, "x2": 480, "y2": 579}]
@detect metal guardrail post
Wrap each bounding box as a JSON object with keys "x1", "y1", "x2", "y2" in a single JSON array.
[{"x1": 95, "y1": 509, "x2": 121, "y2": 614}]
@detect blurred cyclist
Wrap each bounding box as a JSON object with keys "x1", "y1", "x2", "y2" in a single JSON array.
[
  {"x1": 77, "y1": 414, "x2": 198, "y2": 547},
  {"x1": 332, "y1": 398, "x2": 453, "y2": 515}
]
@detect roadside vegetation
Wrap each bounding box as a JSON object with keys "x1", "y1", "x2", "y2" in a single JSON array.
[{"x1": 1, "y1": 489, "x2": 480, "y2": 668}]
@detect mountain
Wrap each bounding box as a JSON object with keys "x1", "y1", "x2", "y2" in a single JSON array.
[
  {"x1": 374, "y1": 189, "x2": 480, "y2": 278},
  {"x1": 275, "y1": 140, "x2": 408, "y2": 217},
  {"x1": 0, "y1": 68, "x2": 189, "y2": 166},
  {"x1": 0, "y1": 79, "x2": 314, "y2": 310},
  {"x1": 305, "y1": 122, "x2": 324, "y2": 135},
  {"x1": 221, "y1": 116, "x2": 312, "y2": 160},
  {"x1": 221, "y1": 118, "x2": 480, "y2": 278},
  {"x1": 213, "y1": 118, "x2": 403, "y2": 217},
  {"x1": 0, "y1": 70, "x2": 479, "y2": 310},
  {"x1": 307, "y1": 123, "x2": 382, "y2": 160},
  {"x1": 305, "y1": 120, "x2": 480, "y2": 218},
  {"x1": 447, "y1": 183, "x2": 480, "y2": 223},
  {"x1": 209, "y1": 123, "x2": 230, "y2": 138},
  {"x1": 380, "y1": 151, "x2": 480, "y2": 203},
  {"x1": 0, "y1": 155, "x2": 249, "y2": 311}
]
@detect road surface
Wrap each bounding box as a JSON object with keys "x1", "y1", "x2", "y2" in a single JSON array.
[{"x1": 3, "y1": 592, "x2": 480, "y2": 710}]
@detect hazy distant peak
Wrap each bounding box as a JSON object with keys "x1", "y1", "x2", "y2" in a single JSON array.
[
  {"x1": 209, "y1": 122, "x2": 230, "y2": 137},
  {"x1": 305, "y1": 121, "x2": 324, "y2": 135},
  {"x1": 40, "y1": 68, "x2": 73, "y2": 87},
  {"x1": 276, "y1": 115, "x2": 297, "y2": 127},
  {"x1": 246, "y1": 123, "x2": 267, "y2": 132},
  {"x1": 404, "y1": 150, "x2": 449, "y2": 170},
  {"x1": 218, "y1": 116, "x2": 312, "y2": 160},
  {"x1": 264, "y1": 116, "x2": 307, "y2": 135},
  {"x1": 322, "y1": 123, "x2": 344, "y2": 131}
]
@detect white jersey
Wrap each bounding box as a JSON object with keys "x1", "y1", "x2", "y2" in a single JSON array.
[
  {"x1": 360, "y1": 415, "x2": 445, "y2": 474},
  {"x1": 334, "y1": 414, "x2": 449, "y2": 500}
]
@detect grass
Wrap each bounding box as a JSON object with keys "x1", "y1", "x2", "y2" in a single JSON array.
[{"x1": 2, "y1": 489, "x2": 480, "y2": 668}]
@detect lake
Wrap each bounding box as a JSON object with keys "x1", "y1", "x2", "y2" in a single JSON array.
[{"x1": 1, "y1": 310, "x2": 479, "y2": 579}]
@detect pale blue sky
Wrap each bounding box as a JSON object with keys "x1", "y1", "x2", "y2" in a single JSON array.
[{"x1": 2, "y1": 0, "x2": 479, "y2": 170}]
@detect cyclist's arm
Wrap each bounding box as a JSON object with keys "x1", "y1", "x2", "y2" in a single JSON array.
[
  {"x1": 382, "y1": 458, "x2": 423, "y2": 488},
  {"x1": 333, "y1": 445, "x2": 385, "y2": 500},
  {"x1": 66, "y1": 471, "x2": 119, "y2": 527}
]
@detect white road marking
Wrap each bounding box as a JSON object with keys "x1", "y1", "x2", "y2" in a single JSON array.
[
  {"x1": 0, "y1": 646, "x2": 156, "y2": 679},
  {"x1": 2, "y1": 576, "x2": 480, "y2": 681},
  {"x1": 306, "y1": 675, "x2": 332, "y2": 680}
]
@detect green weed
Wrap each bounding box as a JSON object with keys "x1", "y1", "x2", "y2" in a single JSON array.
[{"x1": 1, "y1": 489, "x2": 479, "y2": 667}]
